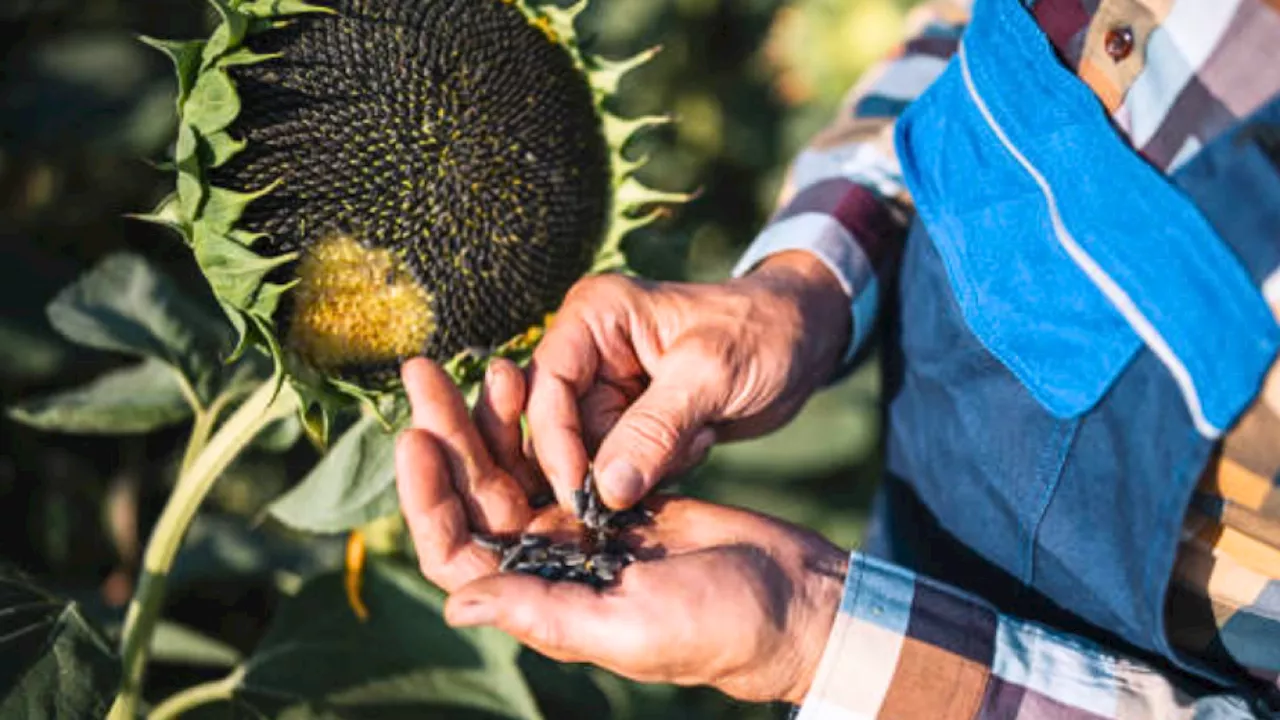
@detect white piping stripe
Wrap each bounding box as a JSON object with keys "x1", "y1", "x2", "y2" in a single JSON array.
[
  {"x1": 957, "y1": 43, "x2": 1222, "y2": 438},
  {"x1": 1263, "y1": 266, "x2": 1280, "y2": 307}
]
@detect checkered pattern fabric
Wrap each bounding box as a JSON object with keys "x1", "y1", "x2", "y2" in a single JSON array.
[
  {"x1": 797, "y1": 555, "x2": 1261, "y2": 719},
  {"x1": 734, "y1": 0, "x2": 1280, "y2": 714}
]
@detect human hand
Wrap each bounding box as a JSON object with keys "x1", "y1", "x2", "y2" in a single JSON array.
[
  {"x1": 396, "y1": 357, "x2": 848, "y2": 704},
  {"x1": 529, "y1": 251, "x2": 851, "y2": 510}
]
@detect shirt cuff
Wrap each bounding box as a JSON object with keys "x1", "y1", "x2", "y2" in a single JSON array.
[
  {"x1": 795, "y1": 553, "x2": 999, "y2": 719},
  {"x1": 733, "y1": 181, "x2": 896, "y2": 375},
  {"x1": 795, "y1": 553, "x2": 1222, "y2": 720}
]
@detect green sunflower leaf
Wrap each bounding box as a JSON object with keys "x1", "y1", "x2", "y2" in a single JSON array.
[
  {"x1": 215, "y1": 47, "x2": 281, "y2": 68},
  {"x1": 202, "y1": 182, "x2": 276, "y2": 234},
  {"x1": 0, "y1": 570, "x2": 120, "y2": 720},
  {"x1": 184, "y1": 67, "x2": 240, "y2": 136},
  {"x1": 201, "y1": 0, "x2": 250, "y2": 69},
  {"x1": 268, "y1": 411, "x2": 401, "y2": 533},
  {"x1": 45, "y1": 254, "x2": 230, "y2": 401},
  {"x1": 236, "y1": 0, "x2": 335, "y2": 19},
  {"x1": 586, "y1": 46, "x2": 661, "y2": 97},
  {"x1": 193, "y1": 227, "x2": 294, "y2": 310},
  {"x1": 126, "y1": 193, "x2": 185, "y2": 233},
  {"x1": 138, "y1": 36, "x2": 206, "y2": 105},
  {"x1": 175, "y1": 125, "x2": 204, "y2": 222},
  {"x1": 201, "y1": 130, "x2": 247, "y2": 168},
  {"x1": 7, "y1": 357, "x2": 194, "y2": 435},
  {"x1": 148, "y1": 620, "x2": 244, "y2": 669},
  {"x1": 249, "y1": 278, "x2": 295, "y2": 319},
  {"x1": 220, "y1": 302, "x2": 253, "y2": 363},
  {"x1": 211, "y1": 559, "x2": 541, "y2": 719},
  {"x1": 253, "y1": 412, "x2": 303, "y2": 452}
]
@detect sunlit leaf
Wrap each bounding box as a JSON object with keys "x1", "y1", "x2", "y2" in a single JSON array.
[
  {"x1": 268, "y1": 413, "x2": 401, "y2": 534},
  {"x1": 184, "y1": 67, "x2": 240, "y2": 136},
  {"x1": 139, "y1": 36, "x2": 205, "y2": 104},
  {"x1": 44, "y1": 253, "x2": 230, "y2": 402},
  {"x1": 253, "y1": 413, "x2": 303, "y2": 452},
  {"x1": 200, "y1": 0, "x2": 249, "y2": 69},
  {"x1": 149, "y1": 621, "x2": 244, "y2": 669},
  {"x1": 236, "y1": 0, "x2": 335, "y2": 19},
  {"x1": 7, "y1": 357, "x2": 194, "y2": 434},
  {"x1": 201, "y1": 130, "x2": 247, "y2": 168},
  {"x1": 193, "y1": 228, "x2": 294, "y2": 311}
]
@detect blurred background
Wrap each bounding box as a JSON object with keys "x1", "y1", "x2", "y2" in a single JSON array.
[{"x1": 0, "y1": 0, "x2": 913, "y2": 716}]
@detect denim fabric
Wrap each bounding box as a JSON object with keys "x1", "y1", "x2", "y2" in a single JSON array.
[
  {"x1": 876, "y1": 0, "x2": 1280, "y2": 695},
  {"x1": 894, "y1": 0, "x2": 1278, "y2": 432}
]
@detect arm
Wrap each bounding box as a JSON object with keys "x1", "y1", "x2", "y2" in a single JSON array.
[
  {"x1": 798, "y1": 553, "x2": 1258, "y2": 719},
  {"x1": 523, "y1": 2, "x2": 975, "y2": 510},
  {"x1": 736, "y1": 0, "x2": 970, "y2": 370}
]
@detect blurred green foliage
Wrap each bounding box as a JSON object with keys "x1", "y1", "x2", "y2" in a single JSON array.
[{"x1": 0, "y1": 0, "x2": 912, "y2": 716}]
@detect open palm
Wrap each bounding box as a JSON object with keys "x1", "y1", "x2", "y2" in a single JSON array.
[{"x1": 396, "y1": 358, "x2": 847, "y2": 704}]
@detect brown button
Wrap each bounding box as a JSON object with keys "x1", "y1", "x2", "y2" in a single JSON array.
[{"x1": 1105, "y1": 25, "x2": 1135, "y2": 61}]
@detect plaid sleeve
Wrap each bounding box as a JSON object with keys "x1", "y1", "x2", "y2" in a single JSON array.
[
  {"x1": 797, "y1": 553, "x2": 1260, "y2": 719},
  {"x1": 733, "y1": 1, "x2": 969, "y2": 369}
]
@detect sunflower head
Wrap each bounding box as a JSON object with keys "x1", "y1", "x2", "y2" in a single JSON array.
[{"x1": 141, "y1": 0, "x2": 687, "y2": 425}]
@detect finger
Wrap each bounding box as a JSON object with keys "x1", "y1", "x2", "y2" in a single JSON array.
[
  {"x1": 667, "y1": 426, "x2": 718, "y2": 477},
  {"x1": 403, "y1": 358, "x2": 495, "y2": 478},
  {"x1": 474, "y1": 359, "x2": 543, "y2": 496},
  {"x1": 445, "y1": 573, "x2": 641, "y2": 666},
  {"x1": 395, "y1": 429, "x2": 496, "y2": 591},
  {"x1": 402, "y1": 358, "x2": 528, "y2": 533},
  {"x1": 578, "y1": 376, "x2": 645, "y2": 454},
  {"x1": 593, "y1": 339, "x2": 725, "y2": 509},
  {"x1": 527, "y1": 315, "x2": 599, "y2": 509}
]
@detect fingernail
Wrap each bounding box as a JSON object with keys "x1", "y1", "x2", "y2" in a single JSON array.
[
  {"x1": 446, "y1": 597, "x2": 496, "y2": 627},
  {"x1": 599, "y1": 460, "x2": 644, "y2": 507},
  {"x1": 484, "y1": 361, "x2": 503, "y2": 391},
  {"x1": 691, "y1": 428, "x2": 717, "y2": 458}
]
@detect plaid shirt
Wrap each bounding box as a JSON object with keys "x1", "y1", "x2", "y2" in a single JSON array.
[{"x1": 737, "y1": 0, "x2": 1280, "y2": 716}]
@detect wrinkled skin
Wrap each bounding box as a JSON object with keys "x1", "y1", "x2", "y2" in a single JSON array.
[
  {"x1": 397, "y1": 353, "x2": 848, "y2": 704},
  {"x1": 525, "y1": 251, "x2": 852, "y2": 510}
]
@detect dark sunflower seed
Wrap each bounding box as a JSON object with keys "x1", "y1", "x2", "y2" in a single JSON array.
[
  {"x1": 608, "y1": 508, "x2": 651, "y2": 529},
  {"x1": 472, "y1": 533, "x2": 507, "y2": 552},
  {"x1": 520, "y1": 534, "x2": 551, "y2": 549},
  {"x1": 499, "y1": 545, "x2": 526, "y2": 572},
  {"x1": 590, "y1": 554, "x2": 623, "y2": 574},
  {"x1": 548, "y1": 543, "x2": 578, "y2": 557},
  {"x1": 529, "y1": 492, "x2": 556, "y2": 510},
  {"x1": 536, "y1": 565, "x2": 566, "y2": 581}
]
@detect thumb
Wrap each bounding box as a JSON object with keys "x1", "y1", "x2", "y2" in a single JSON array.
[{"x1": 593, "y1": 340, "x2": 726, "y2": 509}]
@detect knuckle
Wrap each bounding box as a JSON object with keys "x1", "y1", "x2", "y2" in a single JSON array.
[
  {"x1": 681, "y1": 332, "x2": 732, "y2": 361},
  {"x1": 566, "y1": 274, "x2": 619, "y2": 303}
]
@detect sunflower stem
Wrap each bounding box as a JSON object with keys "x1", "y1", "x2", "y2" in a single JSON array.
[
  {"x1": 147, "y1": 667, "x2": 245, "y2": 720},
  {"x1": 178, "y1": 389, "x2": 242, "y2": 477},
  {"x1": 108, "y1": 379, "x2": 294, "y2": 720}
]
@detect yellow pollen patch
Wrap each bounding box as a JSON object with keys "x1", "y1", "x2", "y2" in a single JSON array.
[
  {"x1": 531, "y1": 16, "x2": 559, "y2": 43},
  {"x1": 287, "y1": 234, "x2": 434, "y2": 370}
]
